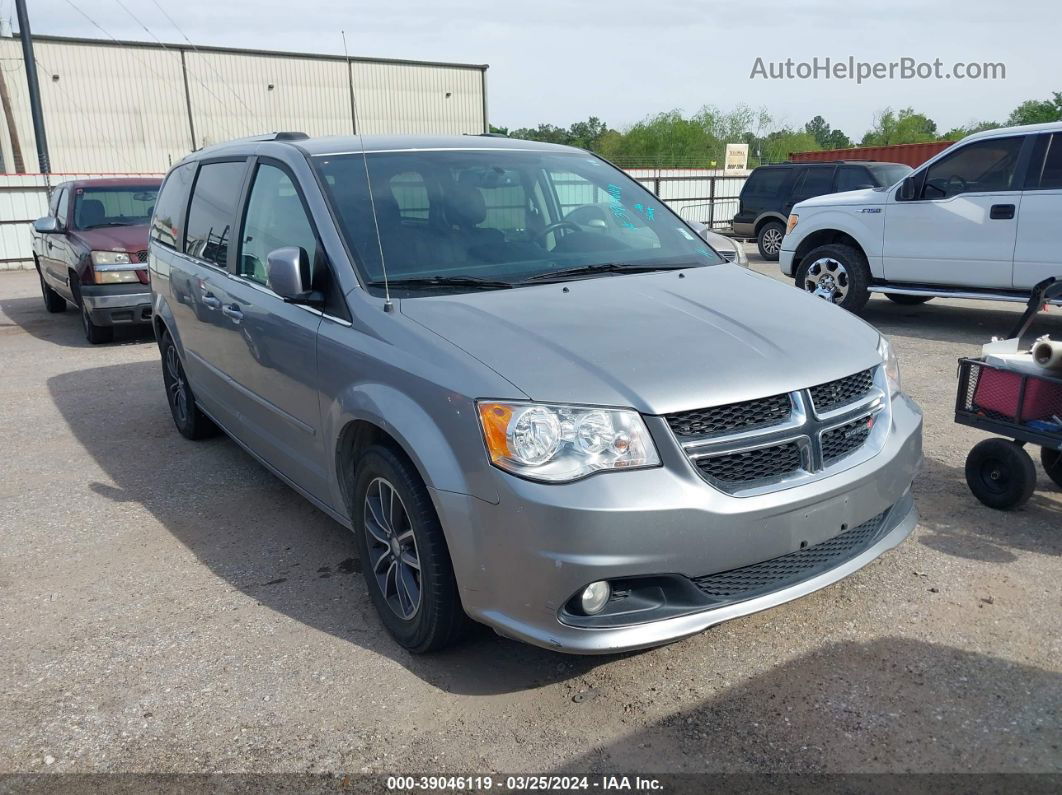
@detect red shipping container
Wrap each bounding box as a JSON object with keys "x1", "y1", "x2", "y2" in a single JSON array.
[
  {"x1": 973, "y1": 367, "x2": 1062, "y2": 420},
  {"x1": 788, "y1": 141, "x2": 954, "y2": 169}
]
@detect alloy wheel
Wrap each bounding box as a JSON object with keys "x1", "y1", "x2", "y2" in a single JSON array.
[
  {"x1": 363, "y1": 477, "x2": 422, "y2": 620},
  {"x1": 761, "y1": 227, "x2": 783, "y2": 255},
  {"x1": 803, "y1": 257, "x2": 850, "y2": 304},
  {"x1": 164, "y1": 344, "x2": 190, "y2": 425}
]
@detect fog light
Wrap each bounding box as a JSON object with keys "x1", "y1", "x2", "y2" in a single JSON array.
[{"x1": 580, "y1": 581, "x2": 611, "y2": 615}]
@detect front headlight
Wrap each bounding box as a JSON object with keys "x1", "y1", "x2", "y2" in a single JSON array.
[
  {"x1": 91, "y1": 250, "x2": 140, "y2": 283},
  {"x1": 477, "y1": 401, "x2": 660, "y2": 482},
  {"x1": 786, "y1": 214, "x2": 799, "y2": 235},
  {"x1": 731, "y1": 240, "x2": 749, "y2": 266},
  {"x1": 878, "y1": 335, "x2": 901, "y2": 396},
  {"x1": 91, "y1": 250, "x2": 131, "y2": 266}
]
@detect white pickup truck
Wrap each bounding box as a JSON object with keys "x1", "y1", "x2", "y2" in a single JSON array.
[{"x1": 780, "y1": 122, "x2": 1062, "y2": 313}]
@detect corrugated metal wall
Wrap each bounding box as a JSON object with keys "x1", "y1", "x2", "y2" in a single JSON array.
[{"x1": 0, "y1": 35, "x2": 488, "y2": 174}]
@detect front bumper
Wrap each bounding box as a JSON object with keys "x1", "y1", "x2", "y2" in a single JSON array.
[
  {"x1": 779, "y1": 248, "x2": 796, "y2": 276},
  {"x1": 433, "y1": 393, "x2": 922, "y2": 654},
  {"x1": 80, "y1": 284, "x2": 152, "y2": 326}
]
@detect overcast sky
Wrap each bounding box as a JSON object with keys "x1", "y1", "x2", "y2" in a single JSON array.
[{"x1": 13, "y1": 0, "x2": 1060, "y2": 138}]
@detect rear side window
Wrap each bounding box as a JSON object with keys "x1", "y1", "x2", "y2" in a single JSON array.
[
  {"x1": 793, "y1": 167, "x2": 835, "y2": 200},
  {"x1": 151, "y1": 163, "x2": 196, "y2": 251},
  {"x1": 742, "y1": 168, "x2": 787, "y2": 199},
  {"x1": 1030, "y1": 134, "x2": 1062, "y2": 190},
  {"x1": 185, "y1": 161, "x2": 247, "y2": 268}
]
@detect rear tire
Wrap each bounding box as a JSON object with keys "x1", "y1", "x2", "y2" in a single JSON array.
[
  {"x1": 756, "y1": 221, "x2": 785, "y2": 261},
  {"x1": 1041, "y1": 447, "x2": 1062, "y2": 490},
  {"x1": 795, "y1": 243, "x2": 871, "y2": 314},
  {"x1": 38, "y1": 265, "x2": 66, "y2": 313},
  {"x1": 965, "y1": 438, "x2": 1036, "y2": 510},
  {"x1": 352, "y1": 445, "x2": 469, "y2": 653},
  {"x1": 886, "y1": 294, "x2": 933, "y2": 306},
  {"x1": 160, "y1": 331, "x2": 217, "y2": 440}
]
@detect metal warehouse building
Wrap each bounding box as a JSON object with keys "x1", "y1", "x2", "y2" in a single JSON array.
[{"x1": 0, "y1": 34, "x2": 489, "y2": 174}]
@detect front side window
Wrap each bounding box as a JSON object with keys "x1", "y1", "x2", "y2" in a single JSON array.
[
  {"x1": 185, "y1": 161, "x2": 247, "y2": 268},
  {"x1": 921, "y1": 137, "x2": 1024, "y2": 199},
  {"x1": 314, "y1": 149, "x2": 721, "y2": 294},
  {"x1": 238, "y1": 164, "x2": 318, "y2": 286},
  {"x1": 55, "y1": 189, "x2": 70, "y2": 227},
  {"x1": 151, "y1": 163, "x2": 196, "y2": 250},
  {"x1": 73, "y1": 186, "x2": 159, "y2": 230}
]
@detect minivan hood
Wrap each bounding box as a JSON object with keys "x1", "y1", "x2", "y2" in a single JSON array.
[
  {"x1": 401, "y1": 266, "x2": 882, "y2": 415},
  {"x1": 795, "y1": 187, "x2": 886, "y2": 210}
]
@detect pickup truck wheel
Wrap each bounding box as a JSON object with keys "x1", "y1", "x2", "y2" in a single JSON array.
[
  {"x1": 352, "y1": 445, "x2": 469, "y2": 653},
  {"x1": 965, "y1": 439, "x2": 1036, "y2": 510},
  {"x1": 796, "y1": 244, "x2": 871, "y2": 313},
  {"x1": 756, "y1": 221, "x2": 785, "y2": 261},
  {"x1": 886, "y1": 294, "x2": 934, "y2": 306},
  {"x1": 160, "y1": 331, "x2": 217, "y2": 440},
  {"x1": 38, "y1": 267, "x2": 66, "y2": 313},
  {"x1": 1042, "y1": 447, "x2": 1062, "y2": 490},
  {"x1": 81, "y1": 302, "x2": 114, "y2": 344}
]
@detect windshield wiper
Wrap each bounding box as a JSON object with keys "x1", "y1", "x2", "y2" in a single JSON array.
[
  {"x1": 366, "y1": 275, "x2": 515, "y2": 290},
  {"x1": 521, "y1": 262, "x2": 695, "y2": 283},
  {"x1": 82, "y1": 221, "x2": 138, "y2": 229}
]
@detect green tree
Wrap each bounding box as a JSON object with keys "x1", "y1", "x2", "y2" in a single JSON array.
[
  {"x1": 860, "y1": 107, "x2": 938, "y2": 146},
  {"x1": 803, "y1": 116, "x2": 852, "y2": 150},
  {"x1": 488, "y1": 124, "x2": 509, "y2": 136},
  {"x1": 940, "y1": 120, "x2": 1000, "y2": 141},
  {"x1": 1006, "y1": 92, "x2": 1062, "y2": 125},
  {"x1": 759, "y1": 129, "x2": 819, "y2": 163}
]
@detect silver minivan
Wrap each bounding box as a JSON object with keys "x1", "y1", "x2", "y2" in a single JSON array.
[{"x1": 149, "y1": 133, "x2": 923, "y2": 654}]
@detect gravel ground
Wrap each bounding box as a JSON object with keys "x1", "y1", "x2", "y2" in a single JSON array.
[{"x1": 1, "y1": 254, "x2": 1059, "y2": 777}]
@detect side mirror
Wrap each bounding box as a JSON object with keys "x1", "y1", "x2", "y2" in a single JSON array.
[
  {"x1": 266, "y1": 246, "x2": 309, "y2": 300},
  {"x1": 33, "y1": 216, "x2": 60, "y2": 233},
  {"x1": 898, "y1": 175, "x2": 918, "y2": 201}
]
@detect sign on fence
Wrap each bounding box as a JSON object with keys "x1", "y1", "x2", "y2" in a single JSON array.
[{"x1": 725, "y1": 144, "x2": 749, "y2": 171}]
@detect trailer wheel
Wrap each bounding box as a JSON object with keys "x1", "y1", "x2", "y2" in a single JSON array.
[
  {"x1": 1041, "y1": 447, "x2": 1062, "y2": 490},
  {"x1": 965, "y1": 439, "x2": 1036, "y2": 510}
]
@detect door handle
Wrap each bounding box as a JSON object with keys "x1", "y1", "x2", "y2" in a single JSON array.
[
  {"x1": 221, "y1": 303, "x2": 243, "y2": 323},
  {"x1": 990, "y1": 203, "x2": 1015, "y2": 220},
  {"x1": 201, "y1": 291, "x2": 221, "y2": 310}
]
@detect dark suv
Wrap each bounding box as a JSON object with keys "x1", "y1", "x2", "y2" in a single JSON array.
[{"x1": 733, "y1": 161, "x2": 911, "y2": 260}]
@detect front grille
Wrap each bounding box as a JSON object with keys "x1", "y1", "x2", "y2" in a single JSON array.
[
  {"x1": 667, "y1": 393, "x2": 790, "y2": 439},
  {"x1": 135, "y1": 250, "x2": 148, "y2": 263},
  {"x1": 695, "y1": 441, "x2": 803, "y2": 485},
  {"x1": 691, "y1": 509, "x2": 889, "y2": 602},
  {"x1": 821, "y1": 416, "x2": 873, "y2": 464},
  {"x1": 808, "y1": 368, "x2": 874, "y2": 414}
]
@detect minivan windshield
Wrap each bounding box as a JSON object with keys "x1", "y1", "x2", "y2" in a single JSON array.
[{"x1": 314, "y1": 149, "x2": 723, "y2": 293}]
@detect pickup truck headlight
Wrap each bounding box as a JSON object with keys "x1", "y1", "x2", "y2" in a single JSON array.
[
  {"x1": 878, "y1": 335, "x2": 901, "y2": 396},
  {"x1": 477, "y1": 401, "x2": 660, "y2": 482},
  {"x1": 786, "y1": 214, "x2": 799, "y2": 235},
  {"x1": 91, "y1": 251, "x2": 141, "y2": 284}
]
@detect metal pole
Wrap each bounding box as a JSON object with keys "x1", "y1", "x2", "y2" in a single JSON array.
[{"x1": 14, "y1": 0, "x2": 49, "y2": 173}]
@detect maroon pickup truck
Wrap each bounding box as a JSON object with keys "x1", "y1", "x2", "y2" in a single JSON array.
[{"x1": 32, "y1": 177, "x2": 162, "y2": 343}]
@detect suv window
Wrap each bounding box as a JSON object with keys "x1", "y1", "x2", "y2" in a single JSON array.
[
  {"x1": 835, "y1": 166, "x2": 874, "y2": 192},
  {"x1": 921, "y1": 136, "x2": 1024, "y2": 199},
  {"x1": 792, "y1": 166, "x2": 835, "y2": 201},
  {"x1": 185, "y1": 161, "x2": 247, "y2": 268},
  {"x1": 151, "y1": 163, "x2": 196, "y2": 250},
  {"x1": 1030, "y1": 134, "x2": 1062, "y2": 190},
  {"x1": 238, "y1": 163, "x2": 319, "y2": 286},
  {"x1": 743, "y1": 167, "x2": 787, "y2": 198}
]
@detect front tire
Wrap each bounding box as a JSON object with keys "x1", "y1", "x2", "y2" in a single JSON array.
[
  {"x1": 160, "y1": 331, "x2": 217, "y2": 440},
  {"x1": 352, "y1": 445, "x2": 468, "y2": 653},
  {"x1": 756, "y1": 221, "x2": 785, "y2": 261},
  {"x1": 38, "y1": 266, "x2": 66, "y2": 313},
  {"x1": 886, "y1": 294, "x2": 933, "y2": 306},
  {"x1": 965, "y1": 439, "x2": 1036, "y2": 510},
  {"x1": 81, "y1": 302, "x2": 113, "y2": 344},
  {"x1": 795, "y1": 243, "x2": 871, "y2": 314},
  {"x1": 1041, "y1": 447, "x2": 1062, "y2": 490}
]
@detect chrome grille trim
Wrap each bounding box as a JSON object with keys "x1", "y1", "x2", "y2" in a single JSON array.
[{"x1": 667, "y1": 366, "x2": 888, "y2": 496}]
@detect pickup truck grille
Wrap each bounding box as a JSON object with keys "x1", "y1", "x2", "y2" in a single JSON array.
[{"x1": 667, "y1": 367, "x2": 886, "y2": 495}]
